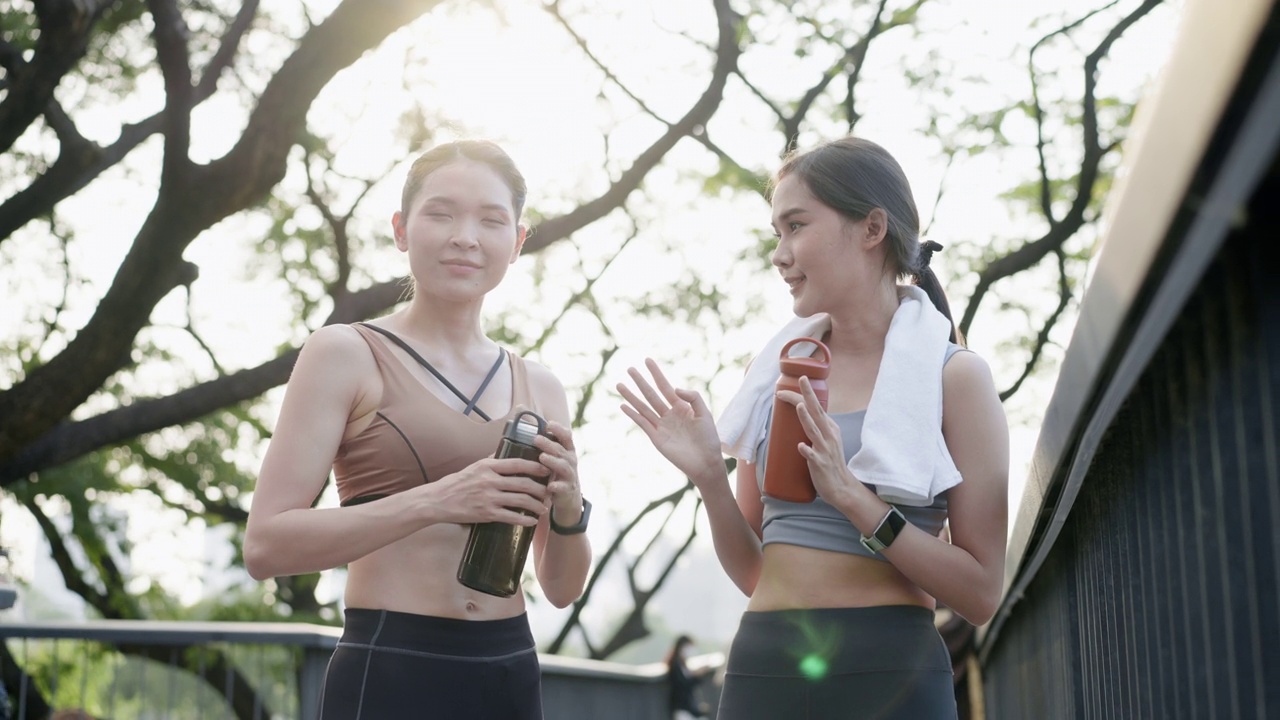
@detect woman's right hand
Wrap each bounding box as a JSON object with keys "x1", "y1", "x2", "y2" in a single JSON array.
[
  {"x1": 430, "y1": 457, "x2": 551, "y2": 526},
  {"x1": 617, "y1": 359, "x2": 725, "y2": 486}
]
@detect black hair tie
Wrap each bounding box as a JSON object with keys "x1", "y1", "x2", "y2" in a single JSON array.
[{"x1": 917, "y1": 240, "x2": 944, "y2": 272}]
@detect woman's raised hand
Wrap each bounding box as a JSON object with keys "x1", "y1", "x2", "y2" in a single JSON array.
[{"x1": 617, "y1": 359, "x2": 725, "y2": 486}]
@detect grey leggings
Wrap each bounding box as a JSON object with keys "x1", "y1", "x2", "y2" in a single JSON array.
[{"x1": 718, "y1": 605, "x2": 957, "y2": 720}]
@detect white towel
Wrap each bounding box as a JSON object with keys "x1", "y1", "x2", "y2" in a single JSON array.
[{"x1": 716, "y1": 285, "x2": 962, "y2": 506}]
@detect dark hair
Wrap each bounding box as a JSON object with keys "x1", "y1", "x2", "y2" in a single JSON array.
[
  {"x1": 665, "y1": 634, "x2": 694, "y2": 667},
  {"x1": 771, "y1": 137, "x2": 962, "y2": 344},
  {"x1": 401, "y1": 139, "x2": 528, "y2": 219}
]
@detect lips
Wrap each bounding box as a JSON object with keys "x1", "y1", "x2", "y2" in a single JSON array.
[
  {"x1": 783, "y1": 275, "x2": 805, "y2": 292},
  {"x1": 442, "y1": 259, "x2": 483, "y2": 270}
]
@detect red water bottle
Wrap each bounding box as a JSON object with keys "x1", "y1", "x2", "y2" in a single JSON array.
[{"x1": 762, "y1": 337, "x2": 831, "y2": 503}]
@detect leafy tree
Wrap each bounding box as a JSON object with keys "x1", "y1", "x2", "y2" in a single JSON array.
[{"x1": 0, "y1": 0, "x2": 1174, "y2": 715}]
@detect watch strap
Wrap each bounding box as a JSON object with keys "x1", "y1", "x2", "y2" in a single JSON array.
[{"x1": 550, "y1": 497, "x2": 591, "y2": 535}]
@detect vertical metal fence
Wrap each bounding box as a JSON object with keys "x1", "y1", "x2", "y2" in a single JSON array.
[{"x1": 980, "y1": 164, "x2": 1280, "y2": 717}]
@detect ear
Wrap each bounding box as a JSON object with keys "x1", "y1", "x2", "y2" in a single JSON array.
[
  {"x1": 509, "y1": 224, "x2": 528, "y2": 264},
  {"x1": 391, "y1": 210, "x2": 408, "y2": 252},
  {"x1": 861, "y1": 208, "x2": 889, "y2": 249}
]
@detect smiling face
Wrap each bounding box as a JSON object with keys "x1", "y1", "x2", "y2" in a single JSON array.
[
  {"x1": 769, "y1": 173, "x2": 884, "y2": 317},
  {"x1": 392, "y1": 158, "x2": 526, "y2": 303}
]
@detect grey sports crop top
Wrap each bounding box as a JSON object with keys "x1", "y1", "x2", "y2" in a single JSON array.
[{"x1": 754, "y1": 343, "x2": 967, "y2": 561}]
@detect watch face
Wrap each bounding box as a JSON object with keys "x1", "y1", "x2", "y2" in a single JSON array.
[{"x1": 886, "y1": 506, "x2": 907, "y2": 536}]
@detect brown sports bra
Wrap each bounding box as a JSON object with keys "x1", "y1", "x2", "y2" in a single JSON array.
[{"x1": 332, "y1": 323, "x2": 538, "y2": 507}]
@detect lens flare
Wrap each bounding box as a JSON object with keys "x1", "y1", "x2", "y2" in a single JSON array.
[{"x1": 798, "y1": 653, "x2": 829, "y2": 681}]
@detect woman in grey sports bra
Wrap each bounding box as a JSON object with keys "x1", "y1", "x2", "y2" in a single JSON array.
[{"x1": 619, "y1": 137, "x2": 1009, "y2": 719}]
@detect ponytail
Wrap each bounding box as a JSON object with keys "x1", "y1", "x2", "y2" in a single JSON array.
[{"x1": 912, "y1": 240, "x2": 965, "y2": 346}]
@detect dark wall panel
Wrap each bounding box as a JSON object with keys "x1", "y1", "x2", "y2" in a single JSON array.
[{"x1": 982, "y1": 172, "x2": 1280, "y2": 719}]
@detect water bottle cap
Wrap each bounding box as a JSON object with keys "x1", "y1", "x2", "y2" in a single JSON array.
[
  {"x1": 779, "y1": 337, "x2": 831, "y2": 379},
  {"x1": 779, "y1": 356, "x2": 831, "y2": 379},
  {"x1": 504, "y1": 410, "x2": 546, "y2": 445}
]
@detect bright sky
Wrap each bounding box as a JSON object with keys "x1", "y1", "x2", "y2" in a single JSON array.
[{"x1": 0, "y1": 0, "x2": 1182, "y2": 645}]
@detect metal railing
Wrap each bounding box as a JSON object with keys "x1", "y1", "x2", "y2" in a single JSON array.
[
  {"x1": 1, "y1": 621, "x2": 339, "y2": 720},
  {"x1": 0, "y1": 620, "x2": 722, "y2": 720}
]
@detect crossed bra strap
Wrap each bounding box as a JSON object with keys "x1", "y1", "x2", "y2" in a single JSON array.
[{"x1": 358, "y1": 323, "x2": 506, "y2": 422}]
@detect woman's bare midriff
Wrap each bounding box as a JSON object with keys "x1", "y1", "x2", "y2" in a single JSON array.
[
  {"x1": 747, "y1": 542, "x2": 935, "y2": 612},
  {"x1": 342, "y1": 522, "x2": 530, "y2": 621}
]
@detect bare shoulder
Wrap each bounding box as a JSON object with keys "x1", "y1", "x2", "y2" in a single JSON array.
[
  {"x1": 943, "y1": 349, "x2": 998, "y2": 400},
  {"x1": 300, "y1": 323, "x2": 372, "y2": 361},
  {"x1": 291, "y1": 324, "x2": 379, "y2": 398},
  {"x1": 520, "y1": 356, "x2": 571, "y2": 422},
  {"x1": 941, "y1": 348, "x2": 1008, "y2": 471},
  {"x1": 941, "y1": 349, "x2": 1006, "y2": 444},
  {"x1": 947, "y1": 348, "x2": 993, "y2": 386},
  {"x1": 522, "y1": 357, "x2": 566, "y2": 393}
]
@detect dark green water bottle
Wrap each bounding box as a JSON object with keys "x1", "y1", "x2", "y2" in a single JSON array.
[{"x1": 457, "y1": 410, "x2": 550, "y2": 597}]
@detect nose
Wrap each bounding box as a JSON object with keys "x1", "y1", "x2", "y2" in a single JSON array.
[
  {"x1": 450, "y1": 219, "x2": 482, "y2": 249},
  {"x1": 771, "y1": 238, "x2": 791, "y2": 270}
]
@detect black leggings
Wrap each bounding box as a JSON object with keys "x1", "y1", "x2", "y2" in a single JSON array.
[
  {"x1": 318, "y1": 608, "x2": 542, "y2": 720},
  {"x1": 718, "y1": 605, "x2": 957, "y2": 720}
]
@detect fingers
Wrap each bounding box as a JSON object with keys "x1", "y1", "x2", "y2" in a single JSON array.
[
  {"x1": 543, "y1": 420, "x2": 576, "y2": 452},
  {"x1": 674, "y1": 387, "x2": 709, "y2": 415},
  {"x1": 794, "y1": 403, "x2": 825, "y2": 446},
  {"x1": 617, "y1": 379, "x2": 661, "y2": 428},
  {"x1": 798, "y1": 376, "x2": 825, "y2": 413},
  {"x1": 491, "y1": 502, "x2": 543, "y2": 526},
  {"x1": 794, "y1": 404, "x2": 844, "y2": 473},
  {"x1": 646, "y1": 358, "x2": 684, "y2": 406},
  {"x1": 618, "y1": 400, "x2": 652, "y2": 431},
  {"x1": 538, "y1": 447, "x2": 578, "y2": 482},
  {"x1": 793, "y1": 377, "x2": 833, "y2": 434},
  {"x1": 490, "y1": 457, "x2": 552, "y2": 479},
  {"x1": 499, "y1": 474, "x2": 552, "y2": 498},
  {"x1": 499, "y1": 488, "x2": 549, "y2": 515},
  {"x1": 627, "y1": 365, "x2": 670, "y2": 415}
]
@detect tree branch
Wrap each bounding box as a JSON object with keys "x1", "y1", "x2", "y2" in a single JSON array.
[
  {"x1": 0, "y1": 0, "x2": 446, "y2": 470},
  {"x1": 201, "y1": 0, "x2": 446, "y2": 215},
  {"x1": 595, "y1": 499, "x2": 700, "y2": 659},
  {"x1": 781, "y1": 0, "x2": 891, "y2": 147},
  {"x1": 146, "y1": 0, "x2": 195, "y2": 184},
  {"x1": 194, "y1": 0, "x2": 260, "y2": 97},
  {"x1": 0, "y1": 2, "x2": 258, "y2": 243},
  {"x1": 545, "y1": 4, "x2": 763, "y2": 201},
  {"x1": 546, "y1": 483, "x2": 693, "y2": 655},
  {"x1": 957, "y1": 0, "x2": 1161, "y2": 337},
  {"x1": 1000, "y1": 248, "x2": 1071, "y2": 400},
  {"x1": 525, "y1": 0, "x2": 741, "y2": 253},
  {"x1": 23, "y1": 497, "x2": 115, "y2": 613},
  {"x1": 1027, "y1": 0, "x2": 1124, "y2": 225},
  {"x1": 0, "y1": 280, "x2": 406, "y2": 486},
  {"x1": 0, "y1": 0, "x2": 117, "y2": 154}
]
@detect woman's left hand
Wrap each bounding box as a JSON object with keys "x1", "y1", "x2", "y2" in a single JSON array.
[
  {"x1": 776, "y1": 376, "x2": 860, "y2": 507},
  {"x1": 535, "y1": 420, "x2": 584, "y2": 520}
]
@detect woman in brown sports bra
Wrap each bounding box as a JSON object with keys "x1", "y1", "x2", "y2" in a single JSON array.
[{"x1": 244, "y1": 140, "x2": 591, "y2": 719}]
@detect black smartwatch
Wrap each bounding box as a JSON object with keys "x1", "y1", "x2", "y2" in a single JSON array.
[
  {"x1": 860, "y1": 505, "x2": 907, "y2": 554},
  {"x1": 550, "y1": 497, "x2": 592, "y2": 535}
]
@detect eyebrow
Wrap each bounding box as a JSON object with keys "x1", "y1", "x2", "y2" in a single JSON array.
[
  {"x1": 420, "y1": 196, "x2": 512, "y2": 216},
  {"x1": 770, "y1": 207, "x2": 808, "y2": 229}
]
